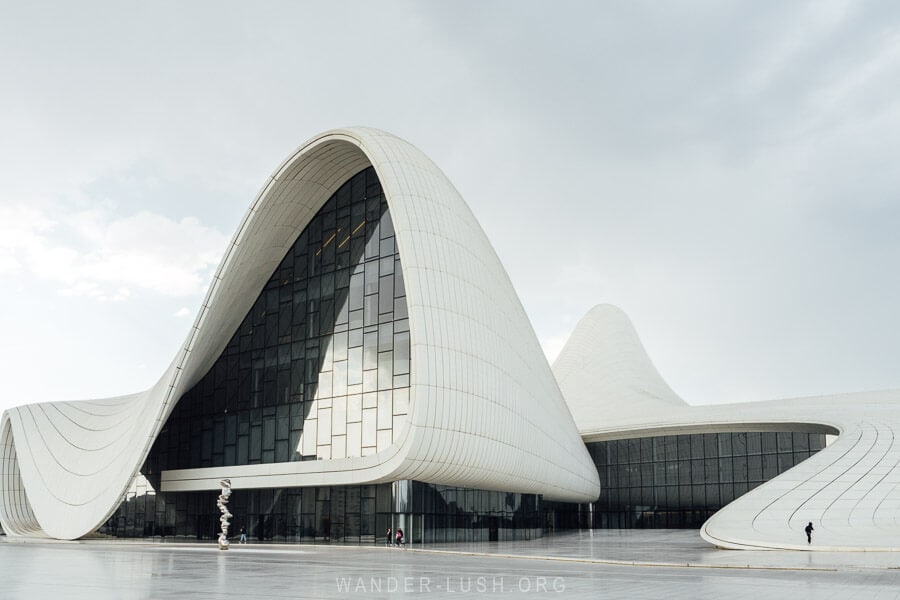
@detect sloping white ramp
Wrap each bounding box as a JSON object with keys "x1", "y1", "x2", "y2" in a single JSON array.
[{"x1": 700, "y1": 393, "x2": 900, "y2": 550}]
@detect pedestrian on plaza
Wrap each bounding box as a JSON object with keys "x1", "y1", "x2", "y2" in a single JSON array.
[
  {"x1": 805, "y1": 522, "x2": 813, "y2": 545},
  {"x1": 386, "y1": 528, "x2": 392, "y2": 546},
  {"x1": 240, "y1": 526, "x2": 247, "y2": 544},
  {"x1": 396, "y1": 528, "x2": 403, "y2": 548}
]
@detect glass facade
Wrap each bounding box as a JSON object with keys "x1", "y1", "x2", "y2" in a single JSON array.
[
  {"x1": 412, "y1": 482, "x2": 543, "y2": 543},
  {"x1": 99, "y1": 477, "x2": 542, "y2": 543},
  {"x1": 146, "y1": 165, "x2": 409, "y2": 477},
  {"x1": 103, "y1": 475, "x2": 391, "y2": 542},
  {"x1": 548, "y1": 431, "x2": 827, "y2": 529}
]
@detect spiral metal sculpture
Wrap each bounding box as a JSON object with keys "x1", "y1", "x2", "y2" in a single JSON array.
[{"x1": 217, "y1": 479, "x2": 232, "y2": 550}]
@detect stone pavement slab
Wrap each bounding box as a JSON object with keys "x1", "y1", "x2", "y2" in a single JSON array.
[
  {"x1": 425, "y1": 529, "x2": 900, "y2": 571},
  {"x1": 2, "y1": 531, "x2": 900, "y2": 599}
]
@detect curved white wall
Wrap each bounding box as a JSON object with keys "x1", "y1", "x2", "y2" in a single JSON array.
[{"x1": 0, "y1": 128, "x2": 600, "y2": 540}]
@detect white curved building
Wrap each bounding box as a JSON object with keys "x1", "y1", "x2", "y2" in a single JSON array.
[
  {"x1": 2, "y1": 128, "x2": 897, "y2": 552},
  {"x1": 0, "y1": 128, "x2": 598, "y2": 541}
]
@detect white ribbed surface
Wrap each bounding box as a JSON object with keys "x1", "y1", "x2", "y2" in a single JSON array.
[
  {"x1": 558, "y1": 304, "x2": 900, "y2": 551},
  {"x1": 553, "y1": 304, "x2": 687, "y2": 430},
  {"x1": 0, "y1": 128, "x2": 600, "y2": 540},
  {"x1": 696, "y1": 393, "x2": 900, "y2": 551}
]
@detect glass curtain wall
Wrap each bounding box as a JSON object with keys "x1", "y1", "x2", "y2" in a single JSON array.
[
  {"x1": 548, "y1": 431, "x2": 827, "y2": 529},
  {"x1": 100, "y1": 478, "x2": 541, "y2": 543},
  {"x1": 146, "y1": 165, "x2": 409, "y2": 480}
]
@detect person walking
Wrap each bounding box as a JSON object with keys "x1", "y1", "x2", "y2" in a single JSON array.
[
  {"x1": 395, "y1": 528, "x2": 403, "y2": 548},
  {"x1": 804, "y1": 522, "x2": 814, "y2": 545},
  {"x1": 239, "y1": 526, "x2": 247, "y2": 544},
  {"x1": 386, "y1": 528, "x2": 392, "y2": 546}
]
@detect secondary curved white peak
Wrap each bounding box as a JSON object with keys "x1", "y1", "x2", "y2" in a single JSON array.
[
  {"x1": 553, "y1": 304, "x2": 687, "y2": 431},
  {"x1": 559, "y1": 304, "x2": 900, "y2": 550},
  {"x1": 0, "y1": 127, "x2": 600, "y2": 540}
]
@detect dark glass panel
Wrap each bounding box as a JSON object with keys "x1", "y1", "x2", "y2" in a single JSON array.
[
  {"x1": 641, "y1": 437, "x2": 653, "y2": 462},
  {"x1": 718, "y1": 457, "x2": 733, "y2": 483},
  {"x1": 747, "y1": 454, "x2": 763, "y2": 481},
  {"x1": 663, "y1": 437, "x2": 677, "y2": 462},
  {"x1": 652, "y1": 438, "x2": 666, "y2": 462},
  {"x1": 746, "y1": 432, "x2": 761, "y2": 454},
  {"x1": 677, "y1": 460, "x2": 692, "y2": 485},
  {"x1": 778, "y1": 453, "x2": 795, "y2": 471},
  {"x1": 146, "y1": 166, "x2": 411, "y2": 472},
  {"x1": 704, "y1": 458, "x2": 719, "y2": 484},
  {"x1": 690, "y1": 435, "x2": 704, "y2": 459},
  {"x1": 677, "y1": 436, "x2": 691, "y2": 460},
  {"x1": 792, "y1": 432, "x2": 810, "y2": 452},
  {"x1": 732, "y1": 455, "x2": 748, "y2": 483},
  {"x1": 573, "y1": 428, "x2": 828, "y2": 530},
  {"x1": 763, "y1": 453, "x2": 779, "y2": 479},
  {"x1": 717, "y1": 434, "x2": 733, "y2": 457},
  {"x1": 777, "y1": 432, "x2": 793, "y2": 453},
  {"x1": 628, "y1": 439, "x2": 641, "y2": 463}
]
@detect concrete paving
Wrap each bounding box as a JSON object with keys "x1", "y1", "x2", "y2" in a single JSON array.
[
  {"x1": 429, "y1": 529, "x2": 900, "y2": 571},
  {"x1": 2, "y1": 531, "x2": 900, "y2": 599}
]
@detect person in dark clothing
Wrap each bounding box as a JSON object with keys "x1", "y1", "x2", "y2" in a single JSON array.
[
  {"x1": 805, "y1": 522, "x2": 814, "y2": 544},
  {"x1": 395, "y1": 528, "x2": 403, "y2": 547}
]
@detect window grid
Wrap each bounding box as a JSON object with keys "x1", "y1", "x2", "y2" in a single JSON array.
[
  {"x1": 585, "y1": 431, "x2": 826, "y2": 528},
  {"x1": 148, "y1": 166, "x2": 409, "y2": 473}
]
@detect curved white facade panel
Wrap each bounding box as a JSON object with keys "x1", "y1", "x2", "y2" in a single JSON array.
[
  {"x1": 0, "y1": 128, "x2": 600, "y2": 540},
  {"x1": 553, "y1": 304, "x2": 687, "y2": 429},
  {"x1": 696, "y1": 393, "x2": 900, "y2": 551},
  {"x1": 558, "y1": 304, "x2": 900, "y2": 551}
]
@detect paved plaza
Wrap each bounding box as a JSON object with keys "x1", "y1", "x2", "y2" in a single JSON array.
[{"x1": 2, "y1": 530, "x2": 900, "y2": 599}]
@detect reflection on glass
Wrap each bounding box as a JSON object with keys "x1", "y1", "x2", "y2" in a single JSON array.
[
  {"x1": 147, "y1": 166, "x2": 411, "y2": 473},
  {"x1": 552, "y1": 431, "x2": 828, "y2": 529}
]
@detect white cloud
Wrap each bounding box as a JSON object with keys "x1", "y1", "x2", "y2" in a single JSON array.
[
  {"x1": 0, "y1": 205, "x2": 57, "y2": 274},
  {"x1": 174, "y1": 307, "x2": 191, "y2": 318},
  {"x1": 1, "y1": 1, "x2": 900, "y2": 412},
  {"x1": 1, "y1": 203, "x2": 228, "y2": 300},
  {"x1": 59, "y1": 282, "x2": 131, "y2": 302}
]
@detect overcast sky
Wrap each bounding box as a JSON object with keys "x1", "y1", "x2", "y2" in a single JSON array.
[{"x1": 1, "y1": 0, "x2": 899, "y2": 414}]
